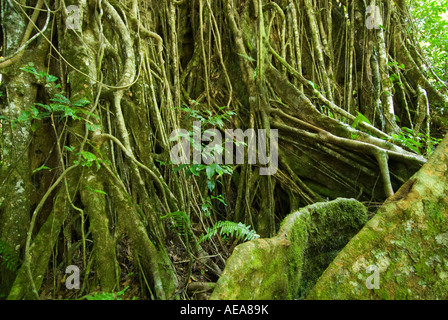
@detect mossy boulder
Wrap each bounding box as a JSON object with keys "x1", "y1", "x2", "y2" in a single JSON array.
[
  {"x1": 307, "y1": 135, "x2": 448, "y2": 300},
  {"x1": 209, "y1": 198, "x2": 368, "y2": 300}
]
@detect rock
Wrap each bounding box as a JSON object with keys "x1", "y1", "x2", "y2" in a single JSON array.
[
  {"x1": 209, "y1": 198, "x2": 368, "y2": 300},
  {"x1": 307, "y1": 135, "x2": 448, "y2": 300}
]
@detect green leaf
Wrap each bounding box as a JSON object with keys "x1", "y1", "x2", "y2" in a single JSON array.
[
  {"x1": 206, "y1": 164, "x2": 215, "y2": 180},
  {"x1": 161, "y1": 211, "x2": 191, "y2": 235},
  {"x1": 32, "y1": 165, "x2": 51, "y2": 173},
  {"x1": 45, "y1": 74, "x2": 58, "y2": 83},
  {"x1": 198, "y1": 221, "x2": 259, "y2": 244},
  {"x1": 72, "y1": 98, "x2": 90, "y2": 107},
  {"x1": 51, "y1": 93, "x2": 71, "y2": 105},
  {"x1": 207, "y1": 179, "x2": 215, "y2": 192},
  {"x1": 86, "y1": 122, "x2": 101, "y2": 132},
  {"x1": 201, "y1": 203, "x2": 211, "y2": 217},
  {"x1": 30, "y1": 121, "x2": 40, "y2": 132},
  {"x1": 17, "y1": 110, "x2": 31, "y2": 123},
  {"x1": 189, "y1": 165, "x2": 201, "y2": 177},
  {"x1": 89, "y1": 187, "x2": 107, "y2": 195},
  {"x1": 211, "y1": 195, "x2": 227, "y2": 206},
  {"x1": 34, "y1": 103, "x2": 53, "y2": 112},
  {"x1": 62, "y1": 106, "x2": 77, "y2": 119},
  {"x1": 237, "y1": 53, "x2": 256, "y2": 62},
  {"x1": 308, "y1": 81, "x2": 318, "y2": 90},
  {"x1": 30, "y1": 105, "x2": 40, "y2": 118},
  {"x1": 173, "y1": 164, "x2": 188, "y2": 173},
  {"x1": 64, "y1": 146, "x2": 75, "y2": 153},
  {"x1": 351, "y1": 112, "x2": 371, "y2": 129}
]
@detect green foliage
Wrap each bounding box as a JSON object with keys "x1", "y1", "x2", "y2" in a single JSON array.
[
  {"x1": 1, "y1": 63, "x2": 99, "y2": 133},
  {"x1": 349, "y1": 112, "x2": 441, "y2": 157},
  {"x1": 351, "y1": 112, "x2": 373, "y2": 139},
  {"x1": 20, "y1": 62, "x2": 60, "y2": 89},
  {"x1": 84, "y1": 286, "x2": 131, "y2": 300},
  {"x1": 392, "y1": 127, "x2": 422, "y2": 154},
  {"x1": 198, "y1": 221, "x2": 260, "y2": 244},
  {"x1": 172, "y1": 104, "x2": 235, "y2": 192},
  {"x1": 177, "y1": 103, "x2": 236, "y2": 130},
  {"x1": 73, "y1": 150, "x2": 104, "y2": 170},
  {"x1": 351, "y1": 112, "x2": 372, "y2": 129},
  {"x1": 390, "y1": 127, "x2": 442, "y2": 157},
  {"x1": 170, "y1": 106, "x2": 259, "y2": 244},
  {"x1": 0, "y1": 240, "x2": 20, "y2": 272},
  {"x1": 161, "y1": 211, "x2": 192, "y2": 236},
  {"x1": 162, "y1": 210, "x2": 259, "y2": 246},
  {"x1": 201, "y1": 194, "x2": 227, "y2": 217},
  {"x1": 409, "y1": 0, "x2": 448, "y2": 87}
]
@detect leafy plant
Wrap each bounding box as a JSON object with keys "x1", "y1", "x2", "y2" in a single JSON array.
[
  {"x1": 74, "y1": 150, "x2": 104, "y2": 170},
  {"x1": 172, "y1": 104, "x2": 235, "y2": 192},
  {"x1": 390, "y1": 127, "x2": 442, "y2": 157},
  {"x1": 169, "y1": 104, "x2": 259, "y2": 247},
  {"x1": 20, "y1": 62, "x2": 60, "y2": 89},
  {"x1": 1, "y1": 63, "x2": 100, "y2": 133},
  {"x1": 351, "y1": 112, "x2": 372, "y2": 130},
  {"x1": 177, "y1": 103, "x2": 236, "y2": 130},
  {"x1": 84, "y1": 286, "x2": 130, "y2": 300},
  {"x1": 351, "y1": 112, "x2": 373, "y2": 139},
  {"x1": 0, "y1": 240, "x2": 20, "y2": 272},
  {"x1": 161, "y1": 211, "x2": 192, "y2": 236},
  {"x1": 201, "y1": 194, "x2": 227, "y2": 217},
  {"x1": 409, "y1": 0, "x2": 448, "y2": 89},
  {"x1": 198, "y1": 221, "x2": 259, "y2": 244},
  {"x1": 162, "y1": 210, "x2": 259, "y2": 247}
]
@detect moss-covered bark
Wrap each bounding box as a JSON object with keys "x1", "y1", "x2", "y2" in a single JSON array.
[
  {"x1": 308, "y1": 135, "x2": 448, "y2": 300},
  {"x1": 0, "y1": 0, "x2": 42, "y2": 296},
  {"x1": 210, "y1": 198, "x2": 368, "y2": 300},
  {"x1": 80, "y1": 170, "x2": 118, "y2": 292},
  {"x1": 7, "y1": 175, "x2": 77, "y2": 300}
]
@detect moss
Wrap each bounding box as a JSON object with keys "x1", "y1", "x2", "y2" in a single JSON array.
[
  {"x1": 210, "y1": 198, "x2": 368, "y2": 300},
  {"x1": 308, "y1": 136, "x2": 448, "y2": 300},
  {"x1": 209, "y1": 239, "x2": 289, "y2": 299}
]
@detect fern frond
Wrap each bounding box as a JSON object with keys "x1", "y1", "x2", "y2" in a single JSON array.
[
  {"x1": 0, "y1": 240, "x2": 20, "y2": 272},
  {"x1": 198, "y1": 221, "x2": 259, "y2": 244},
  {"x1": 161, "y1": 211, "x2": 191, "y2": 237}
]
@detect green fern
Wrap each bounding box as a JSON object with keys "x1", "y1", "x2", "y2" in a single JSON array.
[
  {"x1": 161, "y1": 211, "x2": 191, "y2": 237},
  {"x1": 84, "y1": 286, "x2": 130, "y2": 300},
  {"x1": 0, "y1": 240, "x2": 20, "y2": 272},
  {"x1": 198, "y1": 221, "x2": 259, "y2": 244}
]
